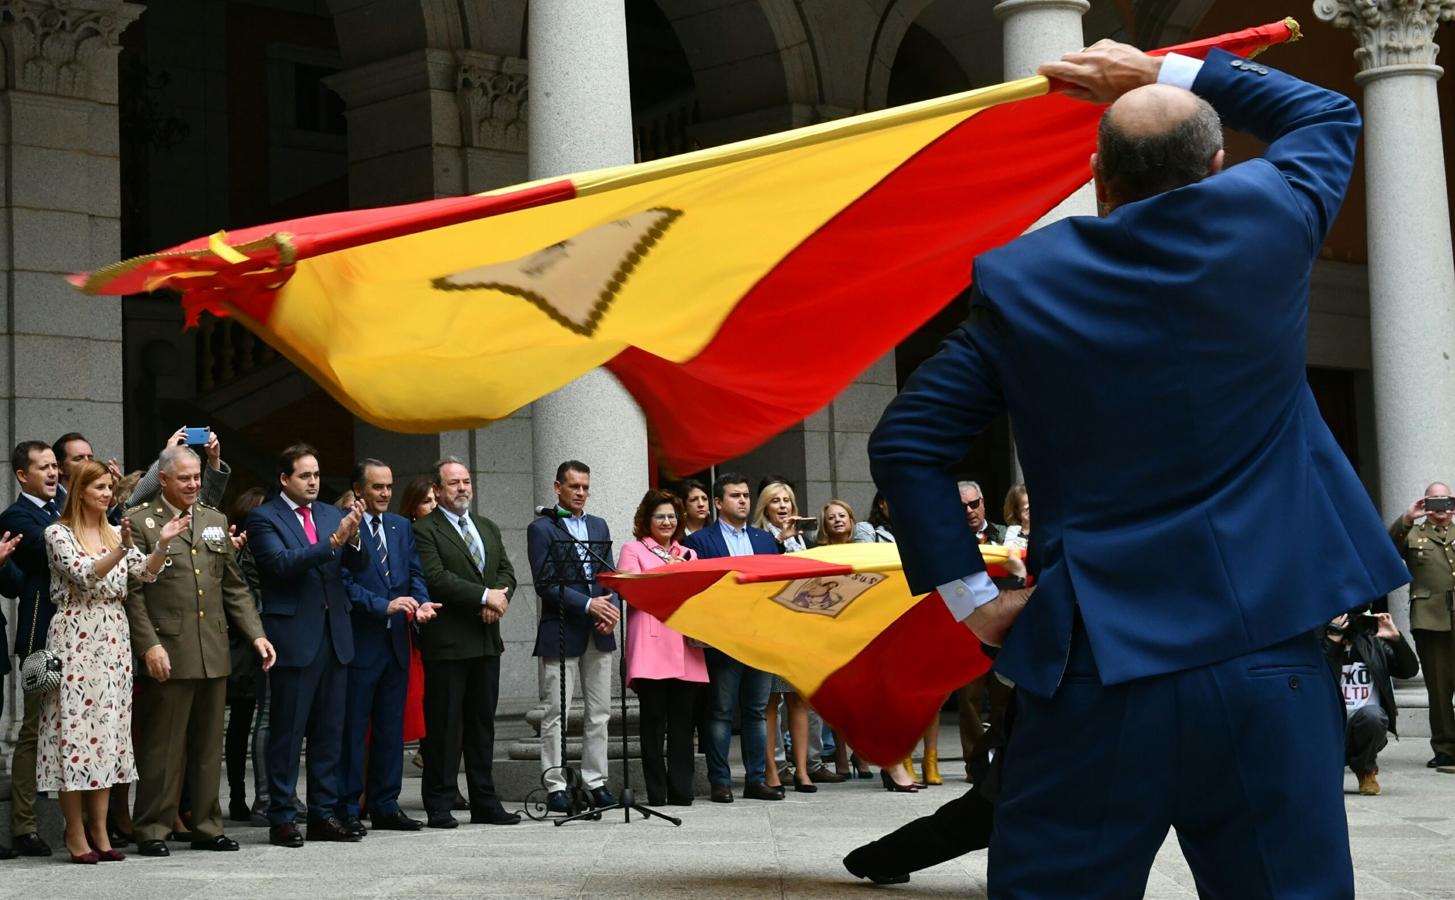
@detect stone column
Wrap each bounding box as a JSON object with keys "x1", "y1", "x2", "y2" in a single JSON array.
[
  {"x1": 994, "y1": 0, "x2": 1095, "y2": 477},
  {"x1": 0, "y1": 0, "x2": 142, "y2": 762},
  {"x1": 1315, "y1": 0, "x2": 1455, "y2": 635},
  {"x1": 526, "y1": 0, "x2": 647, "y2": 540}
]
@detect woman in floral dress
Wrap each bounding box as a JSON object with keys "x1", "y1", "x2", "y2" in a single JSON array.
[{"x1": 39, "y1": 460, "x2": 187, "y2": 863}]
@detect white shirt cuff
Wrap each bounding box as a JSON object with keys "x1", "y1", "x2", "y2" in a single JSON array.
[
  {"x1": 1157, "y1": 53, "x2": 1203, "y2": 92},
  {"x1": 936, "y1": 572, "x2": 1001, "y2": 622}
]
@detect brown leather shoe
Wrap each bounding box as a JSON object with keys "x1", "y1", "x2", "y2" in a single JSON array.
[
  {"x1": 1356, "y1": 769, "x2": 1380, "y2": 796},
  {"x1": 808, "y1": 764, "x2": 848, "y2": 784},
  {"x1": 306, "y1": 816, "x2": 364, "y2": 842},
  {"x1": 269, "y1": 823, "x2": 304, "y2": 848},
  {"x1": 742, "y1": 782, "x2": 784, "y2": 801},
  {"x1": 709, "y1": 784, "x2": 734, "y2": 803}
]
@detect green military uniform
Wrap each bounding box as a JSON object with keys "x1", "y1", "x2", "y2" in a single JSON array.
[
  {"x1": 125, "y1": 498, "x2": 265, "y2": 844},
  {"x1": 1390, "y1": 516, "x2": 1455, "y2": 758}
]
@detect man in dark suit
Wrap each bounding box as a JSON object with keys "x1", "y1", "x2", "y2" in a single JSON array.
[
  {"x1": 339, "y1": 458, "x2": 438, "y2": 834},
  {"x1": 869, "y1": 43, "x2": 1410, "y2": 897},
  {"x1": 527, "y1": 460, "x2": 620, "y2": 813},
  {"x1": 683, "y1": 473, "x2": 781, "y2": 803},
  {"x1": 245, "y1": 443, "x2": 367, "y2": 847},
  {"x1": 412, "y1": 456, "x2": 520, "y2": 828},
  {"x1": 0, "y1": 440, "x2": 60, "y2": 858}
]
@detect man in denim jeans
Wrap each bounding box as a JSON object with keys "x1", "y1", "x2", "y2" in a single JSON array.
[{"x1": 683, "y1": 473, "x2": 782, "y2": 802}]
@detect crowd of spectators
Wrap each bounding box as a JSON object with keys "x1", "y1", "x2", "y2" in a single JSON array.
[{"x1": 0, "y1": 426, "x2": 1441, "y2": 865}]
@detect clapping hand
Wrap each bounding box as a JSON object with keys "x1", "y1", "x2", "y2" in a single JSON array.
[
  {"x1": 229, "y1": 524, "x2": 246, "y2": 551},
  {"x1": 0, "y1": 531, "x2": 21, "y2": 565},
  {"x1": 158, "y1": 512, "x2": 191, "y2": 546},
  {"x1": 119, "y1": 517, "x2": 136, "y2": 549},
  {"x1": 332, "y1": 501, "x2": 364, "y2": 547}
]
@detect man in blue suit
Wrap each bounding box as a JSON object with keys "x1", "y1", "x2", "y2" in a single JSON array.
[
  {"x1": 339, "y1": 458, "x2": 439, "y2": 835},
  {"x1": 0, "y1": 440, "x2": 61, "y2": 858},
  {"x1": 868, "y1": 42, "x2": 1410, "y2": 898},
  {"x1": 683, "y1": 473, "x2": 782, "y2": 803},
  {"x1": 246, "y1": 443, "x2": 367, "y2": 847},
  {"x1": 528, "y1": 460, "x2": 621, "y2": 812}
]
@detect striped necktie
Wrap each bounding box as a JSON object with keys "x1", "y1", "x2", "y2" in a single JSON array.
[
  {"x1": 459, "y1": 516, "x2": 485, "y2": 573},
  {"x1": 371, "y1": 515, "x2": 390, "y2": 578}
]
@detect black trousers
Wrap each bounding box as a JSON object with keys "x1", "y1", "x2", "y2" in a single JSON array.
[
  {"x1": 635, "y1": 678, "x2": 697, "y2": 803},
  {"x1": 421, "y1": 655, "x2": 502, "y2": 817},
  {"x1": 1345, "y1": 704, "x2": 1389, "y2": 774},
  {"x1": 225, "y1": 695, "x2": 256, "y2": 805}
]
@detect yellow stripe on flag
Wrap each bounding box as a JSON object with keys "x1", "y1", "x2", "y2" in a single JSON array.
[{"x1": 256, "y1": 82, "x2": 1042, "y2": 432}]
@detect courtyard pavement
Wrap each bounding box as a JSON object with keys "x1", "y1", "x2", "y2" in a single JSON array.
[{"x1": 1, "y1": 724, "x2": 1452, "y2": 898}]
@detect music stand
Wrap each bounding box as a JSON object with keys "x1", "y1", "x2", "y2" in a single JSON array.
[{"x1": 536, "y1": 518, "x2": 680, "y2": 827}]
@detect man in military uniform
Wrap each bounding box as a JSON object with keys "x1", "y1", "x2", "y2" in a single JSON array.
[
  {"x1": 1390, "y1": 482, "x2": 1455, "y2": 769},
  {"x1": 126, "y1": 445, "x2": 277, "y2": 856}
]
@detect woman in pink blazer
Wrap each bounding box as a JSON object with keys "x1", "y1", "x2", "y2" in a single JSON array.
[{"x1": 617, "y1": 489, "x2": 709, "y2": 806}]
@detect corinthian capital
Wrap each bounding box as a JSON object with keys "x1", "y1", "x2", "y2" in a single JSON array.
[
  {"x1": 0, "y1": 0, "x2": 143, "y2": 101},
  {"x1": 1313, "y1": 0, "x2": 1455, "y2": 71}
]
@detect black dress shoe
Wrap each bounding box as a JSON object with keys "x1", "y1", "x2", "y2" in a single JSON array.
[
  {"x1": 228, "y1": 800, "x2": 251, "y2": 823},
  {"x1": 370, "y1": 811, "x2": 423, "y2": 832},
  {"x1": 590, "y1": 786, "x2": 618, "y2": 808},
  {"x1": 0, "y1": 845, "x2": 14, "y2": 860},
  {"x1": 742, "y1": 782, "x2": 784, "y2": 801},
  {"x1": 269, "y1": 824, "x2": 304, "y2": 848},
  {"x1": 470, "y1": 807, "x2": 521, "y2": 826},
  {"x1": 13, "y1": 832, "x2": 51, "y2": 857},
  {"x1": 341, "y1": 816, "x2": 368, "y2": 838},
  {"x1": 546, "y1": 790, "x2": 571, "y2": 813},
  {"x1": 191, "y1": 835, "x2": 239, "y2": 851},
  {"x1": 666, "y1": 797, "x2": 694, "y2": 807},
  {"x1": 426, "y1": 813, "x2": 458, "y2": 829},
  {"x1": 451, "y1": 790, "x2": 470, "y2": 811},
  {"x1": 709, "y1": 785, "x2": 734, "y2": 803},
  {"x1": 307, "y1": 816, "x2": 363, "y2": 842},
  {"x1": 1427, "y1": 753, "x2": 1455, "y2": 768},
  {"x1": 137, "y1": 839, "x2": 171, "y2": 857}
]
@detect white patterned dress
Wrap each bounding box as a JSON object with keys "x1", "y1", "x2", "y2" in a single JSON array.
[{"x1": 36, "y1": 524, "x2": 155, "y2": 792}]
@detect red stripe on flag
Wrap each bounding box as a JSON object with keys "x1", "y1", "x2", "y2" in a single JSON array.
[
  {"x1": 609, "y1": 91, "x2": 1099, "y2": 474},
  {"x1": 601, "y1": 554, "x2": 856, "y2": 620},
  {"x1": 809, "y1": 591, "x2": 991, "y2": 765}
]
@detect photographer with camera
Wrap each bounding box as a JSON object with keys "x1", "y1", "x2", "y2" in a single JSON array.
[
  {"x1": 1390, "y1": 483, "x2": 1455, "y2": 769},
  {"x1": 1321, "y1": 609, "x2": 1419, "y2": 795}
]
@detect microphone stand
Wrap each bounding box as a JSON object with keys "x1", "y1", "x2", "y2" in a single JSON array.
[{"x1": 542, "y1": 513, "x2": 680, "y2": 827}]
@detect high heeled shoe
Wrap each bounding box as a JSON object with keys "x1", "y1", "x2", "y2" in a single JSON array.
[
  {"x1": 923, "y1": 749, "x2": 943, "y2": 786},
  {"x1": 86, "y1": 829, "x2": 126, "y2": 861},
  {"x1": 879, "y1": 770, "x2": 919, "y2": 793}
]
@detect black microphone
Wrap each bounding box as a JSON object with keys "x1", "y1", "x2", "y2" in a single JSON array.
[{"x1": 535, "y1": 505, "x2": 571, "y2": 519}]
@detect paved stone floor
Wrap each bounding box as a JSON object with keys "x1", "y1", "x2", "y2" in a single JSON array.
[{"x1": 1, "y1": 731, "x2": 1452, "y2": 898}]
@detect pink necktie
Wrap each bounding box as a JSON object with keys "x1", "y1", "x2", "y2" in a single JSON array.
[{"x1": 297, "y1": 506, "x2": 318, "y2": 545}]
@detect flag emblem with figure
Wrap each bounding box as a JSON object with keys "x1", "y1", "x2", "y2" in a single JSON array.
[
  {"x1": 601, "y1": 542, "x2": 1023, "y2": 763},
  {"x1": 73, "y1": 21, "x2": 1300, "y2": 475}
]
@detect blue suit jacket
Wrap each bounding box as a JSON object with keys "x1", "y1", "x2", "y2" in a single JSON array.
[
  {"x1": 869, "y1": 50, "x2": 1410, "y2": 699},
  {"x1": 682, "y1": 521, "x2": 781, "y2": 559},
  {"x1": 0, "y1": 495, "x2": 59, "y2": 672},
  {"x1": 343, "y1": 512, "x2": 429, "y2": 671},
  {"x1": 246, "y1": 494, "x2": 367, "y2": 668},
  {"x1": 528, "y1": 514, "x2": 618, "y2": 657}
]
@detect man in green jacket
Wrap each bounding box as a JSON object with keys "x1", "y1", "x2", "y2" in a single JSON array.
[
  {"x1": 1390, "y1": 482, "x2": 1455, "y2": 769},
  {"x1": 413, "y1": 456, "x2": 520, "y2": 827}
]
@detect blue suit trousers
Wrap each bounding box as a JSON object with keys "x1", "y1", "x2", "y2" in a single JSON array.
[
  {"x1": 988, "y1": 620, "x2": 1352, "y2": 899},
  {"x1": 338, "y1": 652, "x2": 409, "y2": 818},
  {"x1": 267, "y1": 629, "x2": 348, "y2": 825}
]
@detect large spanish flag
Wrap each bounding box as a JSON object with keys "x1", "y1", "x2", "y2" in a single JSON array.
[
  {"x1": 601, "y1": 542, "x2": 1022, "y2": 763},
  {"x1": 74, "y1": 21, "x2": 1299, "y2": 474}
]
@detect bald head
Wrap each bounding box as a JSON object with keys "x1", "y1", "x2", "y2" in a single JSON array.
[{"x1": 1093, "y1": 84, "x2": 1224, "y2": 211}]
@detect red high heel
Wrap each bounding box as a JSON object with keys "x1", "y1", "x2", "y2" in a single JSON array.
[{"x1": 69, "y1": 850, "x2": 99, "y2": 865}]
